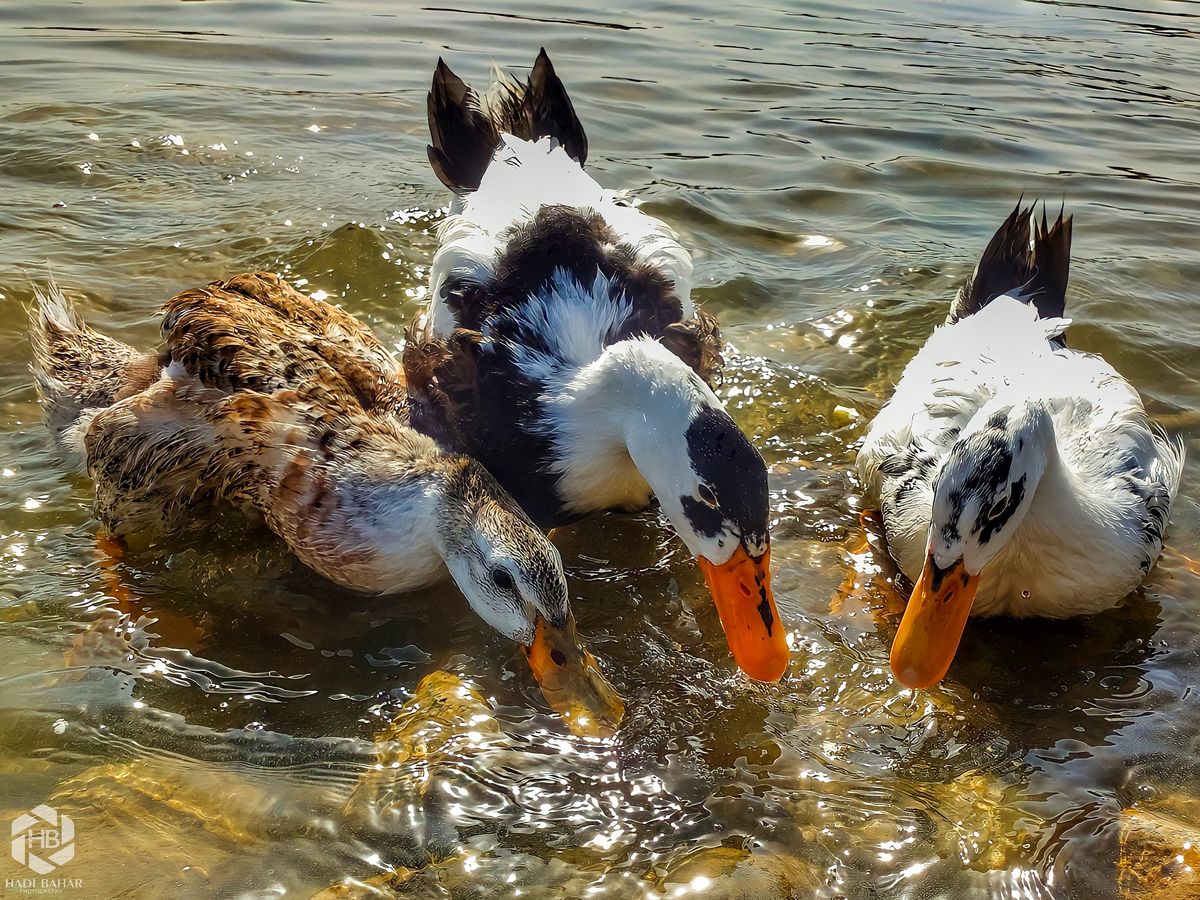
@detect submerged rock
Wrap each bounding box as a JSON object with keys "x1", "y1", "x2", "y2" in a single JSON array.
[
  {"x1": 654, "y1": 846, "x2": 823, "y2": 899},
  {"x1": 313, "y1": 848, "x2": 633, "y2": 900},
  {"x1": 343, "y1": 670, "x2": 501, "y2": 837},
  {"x1": 0, "y1": 670, "x2": 506, "y2": 896},
  {"x1": 1119, "y1": 805, "x2": 1200, "y2": 899},
  {"x1": 0, "y1": 754, "x2": 336, "y2": 897},
  {"x1": 314, "y1": 843, "x2": 824, "y2": 900}
]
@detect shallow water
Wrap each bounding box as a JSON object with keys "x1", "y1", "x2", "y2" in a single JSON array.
[{"x1": 1, "y1": 1, "x2": 1199, "y2": 897}]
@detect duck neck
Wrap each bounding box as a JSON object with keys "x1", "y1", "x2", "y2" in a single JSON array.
[
  {"x1": 987, "y1": 393, "x2": 1125, "y2": 565},
  {"x1": 545, "y1": 338, "x2": 709, "y2": 517},
  {"x1": 1020, "y1": 403, "x2": 1122, "y2": 543}
]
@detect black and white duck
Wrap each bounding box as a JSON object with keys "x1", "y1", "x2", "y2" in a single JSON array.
[
  {"x1": 858, "y1": 204, "x2": 1184, "y2": 689},
  {"x1": 404, "y1": 50, "x2": 787, "y2": 681}
]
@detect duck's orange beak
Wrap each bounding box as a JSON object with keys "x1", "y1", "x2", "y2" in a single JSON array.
[
  {"x1": 697, "y1": 544, "x2": 789, "y2": 682},
  {"x1": 890, "y1": 555, "x2": 980, "y2": 689},
  {"x1": 523, "y1": 614, "x2": 625, "y2": 738}
]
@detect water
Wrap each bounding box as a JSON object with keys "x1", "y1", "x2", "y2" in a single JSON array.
[{"x1": 1, "y1": 1, "x2": 1198, "y2": 897}]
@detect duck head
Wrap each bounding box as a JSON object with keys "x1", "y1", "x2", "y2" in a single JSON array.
[
  {"x1": 437, "y1": 461, "x2": 624, "y2": 736},
  {"x1": 561, "y1": 338, "x2": 788, "y2": 682},
  {"x1": 891, "y1": 400, "x2": 1052, "y2": 689},
  {"x1": 667, "y1": 406, "x2": 787, "y2": 683}
]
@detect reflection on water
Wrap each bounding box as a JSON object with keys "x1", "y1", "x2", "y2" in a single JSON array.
[{"x1": 1, "y1": 1, "x2": 1199, "y2": 897}]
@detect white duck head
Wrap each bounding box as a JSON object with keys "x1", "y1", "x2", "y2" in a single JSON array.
[
  {"x1": 892, "y1": 398, "x2": 1054, "y2": 689},
  {"x1": 543, "y1": 334, "x2": 787, "y2": 681}
]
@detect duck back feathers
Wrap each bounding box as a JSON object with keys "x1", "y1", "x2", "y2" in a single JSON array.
[
  {"x1": 428, "y1": 48, "x2": 587, "y2": 193},
  {"x1": 439, "y1": 204, "x2": 688, "y2": 339},
  {"x1": 948, "y1": 201, "x2": 1073, "y2": 327},
  {"x1": 31, "y1": 274, "x2": 420, "y2": 534},
  {"x1": 160, "y1": 272, "x2": 405, "y2": 415}
]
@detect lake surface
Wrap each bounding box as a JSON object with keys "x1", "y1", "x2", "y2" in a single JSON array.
[{"x1": 1, "y1": 1, "x2": 1199, "y2": 897}]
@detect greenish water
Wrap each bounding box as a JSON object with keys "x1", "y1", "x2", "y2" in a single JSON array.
[{"x1": 1, "y1": 1, "x2": 1199, "y2": 897}]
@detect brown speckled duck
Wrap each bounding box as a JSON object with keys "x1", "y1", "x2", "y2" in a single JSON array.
[{"x1": 29, "y1": 272, "x2": 622, "y2": 735}]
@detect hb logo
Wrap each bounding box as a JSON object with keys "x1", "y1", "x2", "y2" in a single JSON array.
[{"x1": 11, "y1": 805, "x2": 75, "y2": 874}]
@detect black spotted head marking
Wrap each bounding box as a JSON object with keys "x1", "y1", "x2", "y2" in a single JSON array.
[
  {"x1": 679, "y1": 406, "x2": 769, "y2": 555},
  {"x1": 930, "y1": 401, "x2": 1052, "y2": 575},
  {"x1": 976, "y1": 473, "x2": 1026, "y2": 544},
  {"x1": 937, "y1": 427, "x2": 1014, "y2": 549}
]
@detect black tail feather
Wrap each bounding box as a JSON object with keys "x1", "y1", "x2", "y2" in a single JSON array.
[
  {"x1": 1029, "y1": 203, "x2": 1072, "y2": 320},
  {"x1": 949, "y1": 201, "x2": 1033, "y2": 322},
  {"x1": 522, "y1": 49, "x2": 588, "y2": 166},
  {"x1": 948, "y1": 200, "x2": 1073, "y2": 326},
  {"x1": 427, "y1": 58, "x2": 500, "y2": 193},
  {"x1": 426, "y1": 49, "x2": 588, "y2": 193}
]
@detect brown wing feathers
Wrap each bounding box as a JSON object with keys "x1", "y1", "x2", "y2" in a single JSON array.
[
  {"x1": 161, "y1": 272, "x2": 405, "y2": 415},
  {"x1": 401, "y1": 323, "x2": 483, "y2": 453},
  {"x1": 661, "y1": 309, "x2": 724, "y2": 389},
  {"x1": 60, "y1": 273, "x2": 413, "y2": 537}
]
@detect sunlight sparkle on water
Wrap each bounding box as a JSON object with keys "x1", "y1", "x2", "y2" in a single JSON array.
[{"x1": 2, "y1": 6, "x2": 1199, "y2": 898}]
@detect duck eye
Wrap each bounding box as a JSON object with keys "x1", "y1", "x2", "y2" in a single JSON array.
[
  {"x1": 987, "y1": 495, "x2": 1009, "y2": 521},
  {"x1": 697, "y1": 483, "x2": 719, "y2": 508},
  {"x1": 491, "y1": 567, "x2": 515, "y2": 592}
]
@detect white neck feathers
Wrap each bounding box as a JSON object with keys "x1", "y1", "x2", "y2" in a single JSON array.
[{"x1": 539, "y1": 338, "x2": 712, "y2": 515}]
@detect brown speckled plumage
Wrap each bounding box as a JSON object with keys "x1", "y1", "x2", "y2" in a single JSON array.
[
  {"x1": 660, "y1": 310, "x2": 724, "y2": 389},
  {"x1": 162, "y1": 272, "x2": 406, "y2": 414},
  {"x1": 28, "y1": 273, "x2": 568, "y2": 619}
]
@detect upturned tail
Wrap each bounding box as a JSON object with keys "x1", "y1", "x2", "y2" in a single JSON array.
[
  {"x1": 427, "y1": 48, "x2": 588, "y2": 193},
  {"x1": 28, "y1": 280, "x2": 156, "y2": 460},
  {"x1": 948, "y1": 200, "x2": 1073, "y2": 328}
]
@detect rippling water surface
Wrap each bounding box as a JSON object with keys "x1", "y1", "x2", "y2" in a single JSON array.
[{"x1": 1, "y1": 2, "x2": 1199, "y2": 897}]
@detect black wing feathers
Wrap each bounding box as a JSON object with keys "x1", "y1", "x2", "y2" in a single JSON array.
[
  {"x1": 522, "y1": 49, "x2": 588, "y2": 165},
  {"x1": 427, "y1": 58, "x2": 500, "y2": 193},
  {"x1": 426, "y1": 49, "x2": 587, "y2": 193},
  {"x1": 949, "y1": 200, "x2": 1073, "y2": 331},
  {"x1": 1029, "y1": 205, "x2": 1072, "y2": 321}
]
